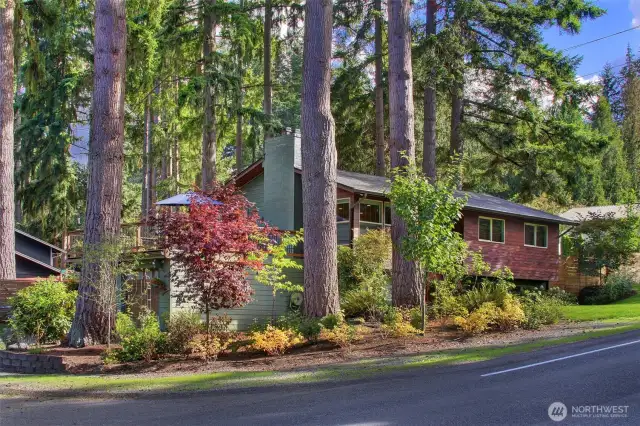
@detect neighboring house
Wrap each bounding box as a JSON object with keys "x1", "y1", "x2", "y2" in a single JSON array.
[
  {"x1": 15, "y1": 230, "x2": 64, "y2": 279},
  {"x1": 233, "y1": 133, "x2": 577, "y2": 287}
]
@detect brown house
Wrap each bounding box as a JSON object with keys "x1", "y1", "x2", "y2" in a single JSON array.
[{"x1": 234, "y1": 133, "x2": 577, "y2": 287}]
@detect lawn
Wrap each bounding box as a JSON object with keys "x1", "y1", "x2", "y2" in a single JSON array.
[{"x1": 561, "y1": 285, "x2": 640, "y2": 322}]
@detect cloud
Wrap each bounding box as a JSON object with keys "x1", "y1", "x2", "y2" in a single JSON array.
[
  {"x1": 631, "y1": 0, "x2": 640, "y2": 26},
  {"x1": 576, "y1": 75, "x2": 601, "y2": 85}
]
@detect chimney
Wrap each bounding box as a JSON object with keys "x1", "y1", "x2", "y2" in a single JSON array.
[{"x1": 262, "y1": 132, "x2": 301, "y2": 230}]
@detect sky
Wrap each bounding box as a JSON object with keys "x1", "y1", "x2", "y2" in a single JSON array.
[{"x1": 543, "y1": 0, "x2": 640, "y2": 80}]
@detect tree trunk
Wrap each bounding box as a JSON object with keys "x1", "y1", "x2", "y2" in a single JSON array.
[
  {"x1": 388, "y1": 0, "x2": 421, "y2": 307},
  {"x1": 201, "y1": 0, "x2": 217, "y2": 190},
  {"x1": 422, "y1": 0, "x2": 437, "y2": 181},
  {"x1": 142, "y1": 95, "x2": 152, "y2": 220},
  {"x1": 449, "y1": 82, "x2": 463, "y2": 161},
  {"x1": 173, "y1": 79, "x2": 180, "y2": 192},
  {"x1": 374, "y1": 0, "x2": 385, "y2": 177},
  {"x1": 0, "y1": 0, "x2": 16, "y2": 280},
  {"x1": 235, "y1": 96, "x2": 243, "y2": 171},
  {"x1": 301, "y1": 0, "x2": 340, "y2": 317},
  {"x1": 12, "y1": 0, "x2": 21, "y2": 225},
  {"x1": 263, "y1": 0, "x2": 272, "y2": 135},
  {"x1": 68, "y1": 0, "x2": 127, "y2": 347}
]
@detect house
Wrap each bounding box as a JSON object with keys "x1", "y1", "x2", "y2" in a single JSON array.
[
  {"x1": 14, "y1": 230, "x2": 64, "y2": 279},
  {"x1": 233, "y1": 132, "x2": 577, "y2": 287}
]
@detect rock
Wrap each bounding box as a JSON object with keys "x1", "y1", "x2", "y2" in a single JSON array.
[{"x1": 7, "y1": 343, "x2": 29, "y2": 350}]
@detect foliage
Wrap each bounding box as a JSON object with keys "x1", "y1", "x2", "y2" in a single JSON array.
[
  {"x1": 250, "y1": 325, "x2": 302, "y2": 356},
  {"x1": 8, "y1": 277, "x2": 77, "y2": 345},
  {"x1": 113, "y1": 311, "x2": 165, "y2": 362},
  {"x1": 254, "y1": 231, "x2": 304, "y2": 322},
  {"x1": 151, "y1": 184, "x2": 271, "y2": 320},
  {"x1": 580, "y1": 273, "x2": 636, "y2": 305},
  {"x1": 547, "y1": 287, "x2": 578, "y2": 305},
  {"x1": 491, "y1": 295, "x2": 526, "y2": 332},
  {"x1": 320, "y1": 313, "x2": 344, "y2": 331},
  {"x1": 341, "y1": 276, "x2": 389, "y2": 320},
  {"x1": 454, "y1": 303, "x2": 498, "y2": 336},
  {"x1": 380, "y1": 309, "x2": 419, "y2": 338},
  {"x1": 189, "y1": 334, "x2": 231, "y2": 362},
  {"x1": 163, "y1": 311, "x2": 203, "y2": 355},
  {"x1": 569, "y1": 204, "x2": 640, "y2": 276},
  {"x1": 275, "y1": 312, "x2": 322, "y2": 342},
  {"x1": 520, "y1": 291, "x2": 564, "y2": 330},
  {"x1": 454, "y1": 294, "x2": 525, "y2": 335},
  {"x1": 461, "y1": 269, "x2": 515, "y2": 312},
  {"x1": 320, "y1": 323, "x2": 360, "y2": 349}
]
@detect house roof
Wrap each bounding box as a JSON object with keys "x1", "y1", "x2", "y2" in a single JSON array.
[
  {"x1": 560, "y1": 205, "x2": 640, "y2": 222},
  {"x1": 321, "y1": 169, "x2": 577, "y2": 225},
  {"x1": 156, "y1": 192, "x2": 223, "y2": 206},
  {"x1": 233, "y1": 159, "x2": 576, "y2": 225},
  {"x1": 15, "y1": 229, "x2": 65, "y2": 253}
]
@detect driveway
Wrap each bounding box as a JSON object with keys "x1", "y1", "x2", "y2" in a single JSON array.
[{"x1": 2, "y1": 330, "x2": 640, "y2": 425}]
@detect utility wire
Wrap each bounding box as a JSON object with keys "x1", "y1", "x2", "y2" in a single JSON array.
[{"x1": 562, "y1": 24, "x2": 640, "y2": 52}]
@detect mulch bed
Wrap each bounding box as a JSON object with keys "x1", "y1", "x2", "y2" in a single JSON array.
[{"x1": 5, "y1": 320, "x2": 609, "y2": 376}]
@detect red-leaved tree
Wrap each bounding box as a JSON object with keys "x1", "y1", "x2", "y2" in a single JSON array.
[{"x1": 151, "y1": 184, "x2": 272, "y2": 326}]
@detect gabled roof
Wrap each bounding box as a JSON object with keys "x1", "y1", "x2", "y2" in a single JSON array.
[
  {"x1": 233, "y1": 159, "x2": 576, "y2": 225},
  {"x1": 560, "y1": 205, "x2": 640, "y2": 222},
  {"x1": 156, "y1": 191, "x2": 222, "y2": 206},
  {"x1": 15, "y1": 252, "x2": 62, "y2": 274},
  {"x1": 15, "y1": 229, "x2": 65, "y2": 253}
]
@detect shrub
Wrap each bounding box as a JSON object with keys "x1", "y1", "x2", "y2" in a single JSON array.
[
  {"x1": 250, "y1": 325, "x2": 302, "y2": 356},
  {"x1": 547, "y1": 287, "x2": 577, "y2": 305},
  {"x1": 454, "y1": 302, "x2": 498, "y2": 336},
  {"x1": 164, "y1": 310, "x2": 203, "y2": 355},
  {"x1": 320, "y1": 313, "x2": 344, "y2": 330},
  {"x1": 8, "y1": 277, "x2": 77, "y2": 345},
  {"x1": 492, "y1": 295, "x2": 525, "y2": 331},
  {"x1": 189, "y1": 334, "x2": 231, "y2": 361},
  {"x1": 114, "y1": 310, "x2": 165, "y2": 362},
  {"x1": 380, "y1": 309, "x2": 419, "y2": 338},
  {"x1": 580, "y1": 273, "x2": 636, "y2": 305},
  {"x1": 520, "y1": 291, "x2": 564, "y2": 330},
  {"x1": 276, "y1": 312, "x2": 322, "y2": 342},
  {"x1": 461, "y1": 272, "x2": 514, "y2": 312},
  {"x1": 338, "y1": 229, "x2": 391, "y2": 300},
  {"x1": 430, "y1": 286, "x2": 468, "y2": 321},
  {"x1": 320, "y1": 323, "x2": 360, "y2": 349},
  {"x1": 206, "y1": 314, "x2": 236, "y2": 343},
  {"x1": 341, "y1": 275, "x2": 389, "y2": 320}
]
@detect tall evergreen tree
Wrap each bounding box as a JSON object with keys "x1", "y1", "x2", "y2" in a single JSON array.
[
  {"x1": 301, "y1": 0, "x2": 340, "y2": 317},
  {"x1": 68, "y1": 0, "x2": 127, "y2": 347},
  {"x1": 0, "y1": 0, "x2": 16, "y2": 280}
]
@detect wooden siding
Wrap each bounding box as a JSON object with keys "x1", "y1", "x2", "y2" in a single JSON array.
[
  {"x1": 168, "y1": 258, "x2": 302, "y2": 331},
  {"x1": 463, "y1": 209, "x2": 560, "y2": 282},
  {"x1": 16, "y1": 257, "x2": 57, "y2": 279},
  {"x1": 241, "y1": 174, "x2": 265, "y2": 215},
  {"x1": 15, "y1": 233, "x2": 52, "y2": 265},
  {"x1": 550, "y1": 256, "x2": 601, "y2": 295}
]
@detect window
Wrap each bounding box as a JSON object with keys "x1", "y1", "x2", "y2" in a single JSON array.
[
  {"x1": 478, "y1": 217, "x2": 505, "y2": 243},
  {"x1": 337, "y1": 199, "x2": 350, "y2": 223},
  {"x1": 360, "y1": 201, "x2": 382, "y2": 224},
  {"x1": 384, "y1": 203, "x2": 392, "y2": 226},
  {"x1": 524, "y1": 223, "x2": 548, "y2": 248}
]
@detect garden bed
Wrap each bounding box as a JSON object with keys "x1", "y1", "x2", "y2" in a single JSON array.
[{"x1": 5, "y1": 320, "x2": 613, "y2": 376}]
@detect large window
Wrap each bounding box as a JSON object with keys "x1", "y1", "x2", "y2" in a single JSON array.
[
  {"x1": 337, "y1": 199, "x2": 350, "y2": 223},
  {"x1": 384, "y1": 203, "x2": 392, "y2": 226},
  {"x1": 478, "y1": 217, "x2": 505, "y2": 243},
  {"x1": 524, "y1": 223, "x2": 548, "y2": 248},
  {"x1": 360, "y1": 200, "x2": 382, "y2": 224}
]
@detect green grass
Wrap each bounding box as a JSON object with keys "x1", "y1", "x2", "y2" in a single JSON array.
[
  {"x1": 561, "y1": 285, "x2": 640, "y2": 322},
  {"x1": 2, "y1": 322, "x2": 640, "y2": 397}
]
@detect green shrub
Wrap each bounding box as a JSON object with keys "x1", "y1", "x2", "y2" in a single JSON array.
[
  {"x1": 276, "y1": 312, "x2": 322, "y2": 341},
  {"x1": 320, "y1": 313, "x2": 344, "y2": 330},
  {"x1": 250, "y1": 325, "x2": 302, "y2": 356},
  {"x1": 164, "y1": 310, "x2": 203, "y2": 355},
  {"x1": 320, "y1": 323, "x2": 360, "y2": 349},
  {"x1": 461, "y1": 273, "x2": 514, "y2": 312},
  {"x1": 430, "y1": 286, "x2": 468, "y2": 320},
  {"x1": 520, "y1": 291, "x2": 564, "y2": 330},
  {"x1": 380, "y1": 309, "x2": 419, "y2": 338},
  {"x1": 8, "y1": 277, "x2": 77, "y2": 344},
  {"x1": 547, "y1": 287, "x2": 578, "y2": 305},
  {"x1": 341, "y1": 274, "x2": 389, "y2": 320},
  {"x1": 454, "y1": 302, "x2": 498, "y2": 336},
  {"x1": 579, "y1": 273, "x2": 636, "y2": 305},
  {"x1": 114, "y1": 310, "x2": 165, "y2": 362}
]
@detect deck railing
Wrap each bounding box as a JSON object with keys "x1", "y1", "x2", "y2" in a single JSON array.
[{"x1": 63, "y1": 223, "x2": 163, "y2": 260}]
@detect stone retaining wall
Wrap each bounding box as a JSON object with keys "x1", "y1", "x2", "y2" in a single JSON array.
[{"x1": 0, "y1": 350, "x2": 66, "y2": 374}]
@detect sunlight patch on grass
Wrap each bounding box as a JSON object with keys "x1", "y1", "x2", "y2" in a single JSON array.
[{"x1": 561, "y1": 285, "x2": 640, "y2": 322}]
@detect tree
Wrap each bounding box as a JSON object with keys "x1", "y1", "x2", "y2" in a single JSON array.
[
  {"x1": 263, "y1": 0, "x2": 273, "y2": 135},
  {"x1": 422, "y1": 0, "x2": 437, "y2": 181},
  {"x1": 152, "y1": 184, "x2": 270, "y2": 324},
  {"x1": 0, "y1": 0, "x2": 15, "y2": 280},
  {"x1": 68, "y1": 0, "x2": 127, "y2": 347},
  {"x1": 202, "y1": 0, "x2": 217, "y2": 188},
  {"x1": 374, "y1": 0, "x2": 385, "y2": 176},
  {"x1": 301, "y1": 0, "x2": 340, "y2": 317},
  {"x1": 387, "y1": 0, "x2": 421, "y2": 307},
  {"x1": 255, "y1": 231, "x2": 304, "y2": 323},
  {"x1": 389, "y1": 163, "x2": 466, "y2": 332}
]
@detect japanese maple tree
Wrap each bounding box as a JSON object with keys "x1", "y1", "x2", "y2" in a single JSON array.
[{"x1": 151, "y1": 184, "x2": 273, "y2": 325}]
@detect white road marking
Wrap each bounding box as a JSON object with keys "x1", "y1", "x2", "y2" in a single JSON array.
[{"x1": 481, "y1": 338, "x2": 640, "y2": 377}]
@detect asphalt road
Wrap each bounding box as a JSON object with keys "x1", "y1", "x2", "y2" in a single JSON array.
[{"x1": 2, "y1": 330, "x2": 640, "y2": 426}]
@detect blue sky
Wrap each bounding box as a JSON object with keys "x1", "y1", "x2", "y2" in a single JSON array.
[{"x1": 543, "y1": 0, "x2": 640, "y2": 79}]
